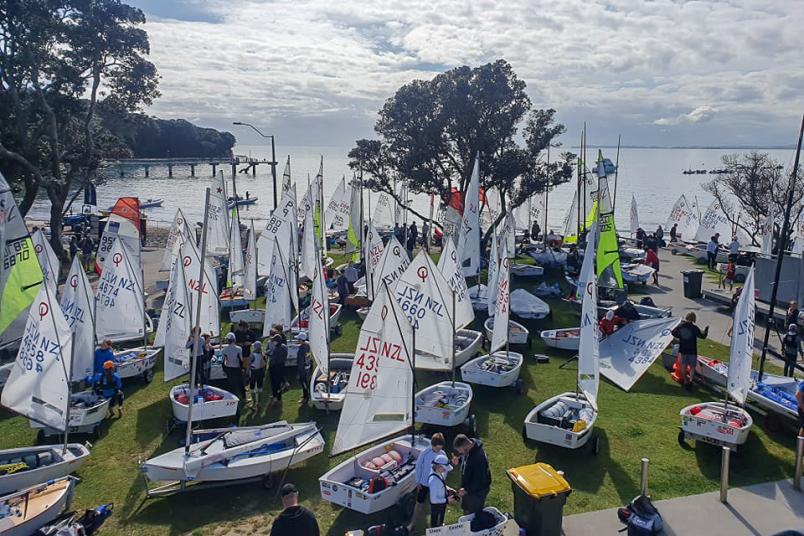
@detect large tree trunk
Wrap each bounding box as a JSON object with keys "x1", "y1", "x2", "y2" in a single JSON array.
[
  {"x1": 46, "y1": 183, "x2": 67, "y2": 262},
  {"x1": 17, "y1": 174, "x2": 39, "y2": 216}
]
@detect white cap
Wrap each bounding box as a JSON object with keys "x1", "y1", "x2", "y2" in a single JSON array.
[
  {"x1": 226, "y1": 332, "x2": 236, "y2": 341},
  {"x1": 296, "y1": 332, "x2": 308, "y2": 341}
]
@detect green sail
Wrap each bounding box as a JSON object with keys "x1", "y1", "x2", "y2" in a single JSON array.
[
  {"x1": 596, "y1": 211, "x2": 624, "y2": 288},
  {"x1": 0, "y1": 173, "x2": 43, "y2": 335}
]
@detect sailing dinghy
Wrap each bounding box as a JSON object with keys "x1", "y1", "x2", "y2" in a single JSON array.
[
  {"x1": 310, "y1": 354, "x2": 354, "y2": 411},
  {"x1": 462, "y1": 246, "x2": 524, "y2": 389},
  {"x1": 680, "y1": 268, "x2": 754, "y2": 450},
  {"x1": 510, "y1": 289, "x2": 550, "y2": 319},
  {"x1": 0, "y1": 477, "x2": 74, "y2": 536},
  {"x1": 320, "y1": 281, "x2": 428, "y2": 515},
  {"x1": 524, "y1": 223, "x2": 601, "y2": 452},
  {"x1": 483, "y1": 318, "x2": 529, "y2": 346},
  {"x1": 540, "y1": 328, "x2": 580, "y2": 351},
  {"x1": 0, "y1": 445, "x2": 89, "y2": 495}
]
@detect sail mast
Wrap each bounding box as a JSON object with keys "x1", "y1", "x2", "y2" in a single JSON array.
[{"x1": 185, "y1": 188, "x2": 211, "y2": 456}]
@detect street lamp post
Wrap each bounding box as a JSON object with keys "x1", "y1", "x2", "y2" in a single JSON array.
[{"x1": 232, "y1": 121, "x2": 278, "y2": 209}]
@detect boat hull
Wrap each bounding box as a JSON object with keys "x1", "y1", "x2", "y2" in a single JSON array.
[
  {"x1": 228, "y1": 308, "x2": 265, "y2": 324},
  {"x1": 467, "y1": 284, "x2": 489, "y2": 312},
  {"x1": 114, "y1": 346, "x2": 161, "y2": 380},
  {"x1": 510, "y1": 264, "x2": 544, "y2": 278},
  {"x1": 31, "y1": 392, "x2": 110, "y2": 437},
  {"x1": 319, "y1": 435, "x2": 430, "y2": 515},
  {"x1": 461, "y1": 352, "x2": 523, "y2": 388},
  {"x1": 483, "y1": 318, "x2": 529, "y2": 345},
  {"x1": 310, "y1": 354, "x2": 354, "y2": 411},
  {"x1": 523, "y1": 392, "x2": 597, "y2": 449},
  {"x1": 0, "y1": 478, "x2": 73, "y2": 536},
  {"x1": 539, "y1": 328, "x2": 580, "y2": 351},
  {"x1": 0, "y1": 444, "x2": 89, "y2": 495},
  {"x1": 510, "y1": 289, "x2": 550, "y2": 320},
  {"x1": 414, "y1": 329, "x2": 483, "y2": 372},
  {"x1": 679, "y1": 402, "x2": 752, "y2": 449},
  {"x1": 170, "y1": 384, "x2": 239, "y2": 423},
  {"x1": 415, "y1": 381, "x2": 473, "y2": 427}
]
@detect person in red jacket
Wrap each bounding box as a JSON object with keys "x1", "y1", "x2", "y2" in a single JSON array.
[
  {"x1": 598, "y1": 310, "x2": 624, "y2": 337},
  {"x1": 645, "y1": 248, "x2": 660, "y2": 286}
]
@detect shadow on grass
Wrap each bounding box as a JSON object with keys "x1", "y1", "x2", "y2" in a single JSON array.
[{"x1": 135, "y1": 397, "x2": 171, "y2": 448}]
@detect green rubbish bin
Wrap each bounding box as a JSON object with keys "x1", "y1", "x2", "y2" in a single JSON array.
[
  {"x1": 507, "y1": 463, "x2": 572, "y2": 536},
  {"x1": 681, "y1": 269, "x2": 704, "y2": 298}
]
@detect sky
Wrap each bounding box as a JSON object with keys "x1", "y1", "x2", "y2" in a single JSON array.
[{"x1": 128, "y1": 0, "x2": 804, "y2": 148}]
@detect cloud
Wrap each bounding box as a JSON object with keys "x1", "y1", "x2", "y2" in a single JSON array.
[
  {"x1": 654, "y1": 106, "x2": 719, "y2": 126},
  {"x1": 124, "y1": 0, "x2": 804, "y2": 147}
]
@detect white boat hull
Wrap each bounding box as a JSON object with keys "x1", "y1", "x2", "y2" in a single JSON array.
[
  {"x1": 140, "y1": 422, "x2": 324, "y2": 484},
  {"x1": 679, "y1": 402, "x2": 752, "y2": 449},
  {"x1": 0, "y1": 444, "x2": 89, "y2": 495},
  {"x1": 0, "y1": 478, "x2": 73, "y2": 536},
  {"x1": 310, "y1": 354, "x2": 354, "y2": 411},
  {"x1": 622, "y1": 263, "x2": 655, "y2": 284},
  {"x1": 461, "y1": 352, "x2": 523, "y2": 388},
  {"x1": 319, "y1": 435, "x2": 430, "y2": 515},
  {"x1": 170, "y1": 384, "x2": 239, "y2": 423},
  {"x1": 415, "y1": 381, "x2": 473, "y2": 427},
  {"x1": 291, "y1": 303, "x2": 343, "y2": 334},
  {"x1": 467, "y1": 284, "x2": 489, "y2": 312},
  {"x1": 113, "y1": 346, "x2": 160, "y2": 380},
  {"x1": 527, "y1": 248, "x2": 567, "y2": 268},
  {"x1": 228, "y1": 308, "x2": 265, "y2": 325},
  {"x1": 31, "y1": 392, "x2": 110, "y2": 437},
  {"x1": 539, "y1": 328, "x2": 580, "y2": 351},
  {"x1": 510, "y1": 264, "x2": 544, "y2": 278},
  {"x1": 415, "y1": 329, "x2": 483, "y2": 371},
  {"x1": 483, "y1": 318, "x2": 529, "y2": 345},
  {"x1": 510, "y1": 289, "x2": 550, "y2": 320},
  {"x1": 523, "y1": 392, "x2": 597, "y2": 449}
]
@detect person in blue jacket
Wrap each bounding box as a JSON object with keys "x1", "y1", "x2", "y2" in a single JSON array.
[
  {"x1": 88, "y1": 361, "x2": 124, "y2": 418},
  {"x1": 93, "y1": 340, "x2": 114, "y2": 375}
]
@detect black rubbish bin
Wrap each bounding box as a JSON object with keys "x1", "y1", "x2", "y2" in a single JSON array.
[
  {"x1": 507, "y1": 463, "x2": 572, "y2": 536},
  {"x1": 681, "y1": 269, "x2": 703, "y2": 299}
]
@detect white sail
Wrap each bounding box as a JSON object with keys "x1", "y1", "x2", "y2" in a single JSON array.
[
  {"x1": 160, "y1": 208, "x2": 192, "y2": 272},
  {"x1": 157, "y1": 236, "x2": 219, "y2": 343},
  {"x1": 331, "y1": 282, "x2": 413, "y2": 456},
  {"x1": 345, "y1": 178, "x2": 362, "y2": 260},
  {"x1": 96, "y1": 200, "x2": 142, "y2": 273},
  {"x1": 280, "y1": 156, "x2": 292, "y2": 197},
  {"x1": 256, "y1": 192, "x2": 296, "y2": 277},
  {"x1": 598, "y1": 317, "x2": 681, "y2": 391},
  {"x1": 457, "y1": 154, "x2": 481, "y2": 276},
  {"x1": 563, "y1": 190, "x2": 579, "y2": 239},
  {"x1": 308, "y1": 263, "x2": 330, "y2": 374},
  {"x1": 489, "y1": 245, "x2": 510, "y2": 354},
  {"x1": 227, "y1": 208, "x2": 245, "y2": 289},
  {"x1": 364, "y1": 221, "x2": 384, "y2": 301},
  {"x1": 436, "y1": 238, "x2": 474, "y2": 329},
  {"x1": 578, "y1": 225, "x2": 600, "y2": 407},
  {"x1": 325, "y1": 177, "x2": 350, "y2": 231},
  {"x1": 482, "y1": 187, "x2": 502, "y2": 230},
  {"x1": 60, "y1": 256, "x2": 95, "y2": 381},
  {"x1": 441, "y1": 205, "x2": 462, "y2": 247},
  {"x1": 695, "y1": 200, "x2": 732, "y2": 243},
  {"x1": 31, "y1": 230, "x2": 59, "y2": 297},
  {"x1": 514, "y1": 201, "x2": 530, "y2": 231},
  {"x1": 760, "y1": 211, "x2": 773, "y2": 257},
  {"x1": 373, "y1": 192, "x2": 395, "y2": 228},
  {"x1": 666, "y1": 194, "x2": 698, "y2": 241},
  {"x1": 243, "y1": 223, "x2": 258, "y2": 299},
  {"x1": 162, "y1": 249, "x2": 193, "y2": 382},
  {"x1": 396, "y1": 251, "x2": 454, "y2": 370},
  {"x1": 2, "y1": 285, "x2": 73, "y2": 431},
  {"x1": 95, "y1": 238, "x2": 146, "y2": 342},
  {"x1": 630, "y1": 195, "x2": 639, "y2": 234},
  {"x1": 301, "y1": 204, "x2": 318, "y2": 280},
  {"x1": 487, "y1": 227, "x2": 499, "y2": 316},
  {"x1": 727, "y1": 266, "x2": 755, "y2": 405},
  {"x1": 502, "y1": 212, "x2": 516, "y2": 256},
  {"x1": 528, "y1": 193, "x2": 546, "y2": 231},
  {"x1": 375, "y1": 236, "x2": 410, "y2": 291},
  {"x1": 298, "y1": 182, "x2": 313, "y2": 224},
  {"x1": 205, "y1": 172, "x2": 230, "y2": 257},
  {"x1": 262, "y1": 237, "x2": 293, "y2": 335}
]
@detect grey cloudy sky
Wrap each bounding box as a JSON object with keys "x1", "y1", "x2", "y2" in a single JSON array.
[{"x1": 128, "y1": 0, "x2": 804, "y2": 148}]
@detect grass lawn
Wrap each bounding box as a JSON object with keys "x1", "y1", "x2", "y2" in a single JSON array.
[{"x1": 0, "y1": 249, "x2": 798, "y2": 535}]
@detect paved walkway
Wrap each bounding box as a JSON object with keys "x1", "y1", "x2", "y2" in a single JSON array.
[{"x1": 562, "y1": 479, "x2": 803, "y2": 535}]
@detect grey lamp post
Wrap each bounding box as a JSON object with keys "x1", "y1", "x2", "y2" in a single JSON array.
[{"x1": 232, "y1": 121, "x2": 278, "y2": 209}]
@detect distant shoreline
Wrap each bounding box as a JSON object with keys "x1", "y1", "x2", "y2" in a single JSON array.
[{"x1": 569, "y1": 145, "x2": 795, "y2": 150}]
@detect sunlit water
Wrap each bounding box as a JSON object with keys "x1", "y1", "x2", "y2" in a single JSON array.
[{"x1": 26, "y1": 145, "x2": 796, "y2": 235}]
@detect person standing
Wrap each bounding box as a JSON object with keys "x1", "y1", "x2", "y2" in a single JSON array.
[
  {"x1": 655, "y1": 225, "x2": 664, "y2": 247},
  {"x1": 336, "y1": 269, "x2": 350, "y2": 305},
  {"x1": 531, "y1": 220, "x2": 541, "y2": 242},
  {"x1": 410, "y1": 432, "x2": 447, "y2": 530},
  {"x1": 268, "y1": 334, "x2": 288, "y2": 406},
  {"x1": 729, "y1": 236, "x2": 740, "y2": 261},
  {"x1": 409, "y1": 221, "x2": 418, "y2": 245},
  {"x1": 222, "y1": 332, "x2": 245, "y2": 398},
  {"x1": 270, "y1": 483, "x2": 319, "y2": 536},
  {"x1": 295, "y1": 332, "x2": 312, "y2": 406},
  {"x1": 406, "y1": 231, "x2": 416, "y2": 257},
  {"x1": 428, "y1": 454, "x2": 455, "y2": 528},
  {"x1": 645, "y1": 248, "x2": 660, "y2": 286},
  {"x1": 785, "y1": 301, "x2": 800, "y2": 331},
  {"x1": 199, "y1": 333, "x2": 214, "y2": 386},
  {"x1": 248, "y1": 341, "x2": 266, "y2": 407},
  {"x1": 635, "y1": 228, "x2": 645, "y2": 249},
  {"x1": 669, "y1": 223, "x2": 678, "y2": 243},
  {"x1": 69, "y1": 236, "x2": 78, "y2": 260},
  {"x1": 782, "y1": 324, "x2": 802, "y2": 377},
  {"x1": 451, "y1": 434, "x2": 491, "y2": 515},
  {"x1": 422, "y1": 221, "x2": 430, "y2": 249},
  {"x1": 79, "y1": 235, "x2": 94, "y2": 270},
  {"x1": 344, "y1": 262, "x2": 359, "y2": 294},
  {"x1": 644, "y1": 233, "x2": 658, "y2": 253},
  {"x1": 721, "y1": 261, "x2": 737, "y2": 292},
  {"x1": 93, "y1": 340, "x2": 115, "y2": 375},
  {"x1": 185, "y1": 327, "x2": 205, "y2": 385},
  {"x1": 234, "y1": 320, "x2": 255, "y2": 360},
  {"x1": 706, "y1": 236, "x2": 718, "y2": 270},
  {"x1": 671, "y1": 313, "x2": 709, "y2": 390}
]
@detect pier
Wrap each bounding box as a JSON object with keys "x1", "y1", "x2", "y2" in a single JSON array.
[{"x1": 105, "y1": 156, "x2": 277, "y2": 178}]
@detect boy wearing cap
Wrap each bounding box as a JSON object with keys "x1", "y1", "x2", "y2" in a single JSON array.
[
  {"x1": 428, "y1": 453, "x2": 454, "y2": 527},
  {"x1": 222, "y1": 332, "x2": 245, "y2": 398},
  {"x1": 88, "y1": 361, "x2": 124, "y2": 418},
  {"x1": 271, "y1": 483, "x2": 319, "y2": 536},
  {"x1": 296, "y1": 332, "x2": 312, "y2": 406},
  {"x1": 410, "y1": 432, "x2": 446, "y2": 530}
]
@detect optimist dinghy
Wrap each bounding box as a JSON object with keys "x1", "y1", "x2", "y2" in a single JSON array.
[
  {"x1": 467, "y1": 284, "x2": 490, "y2": 312},
  {"x1": 416, "y1": 329, "x2": 482, "y2": 371},
  {"x1": 113, "y1": 346, "x2": 161, "y2": 383},
  {"x1": 140, "y1": 421, "x2": 324, "y2": 490},
  {"x1": 484, "y1": 318, "x2": 529, "y2": 345},
  {"x1": 524, "y1": 223, "x2": 601, "y2": 452},
  {"x1": 0, "y1": 444, "x2": 89, "y2": 495},
  {"x1": 310, "y1": 354, "x2": 354, "y2": 411},
  {"x1": 540, "y1": 328, "x2": 580, "y2": 351},
  {"x1": 415, "y1": 381, "x2": 475, "y2": 431},
  {"x1": 622, "y1": 263, "x2": 655, "y2": 285},
  {"x1": 527, "y1": 246, "x2": 567, "y2": 268},
  {"x1": 291, "y1": 303, "x2": 342, "y2": 335},
  {"x1": 510, "y1": 264, "x2": 544, "y2": 278},
  {"x1": 170, "y1": 384, "x2": 239, "y2": 423},
  {"x1": 32, "y1": 391, "x2": 111, "y2": 439},
  {"x1": 510, "y1": 289, "x2": 550, "y2": 319},
  {"x1": 0, "y1": 477, "x2": 74, "y2": 536},
  {"x1": 679, "y1": 267, "x2": 755, "y2": 450}
]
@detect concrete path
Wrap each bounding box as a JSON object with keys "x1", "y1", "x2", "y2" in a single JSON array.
[{"x1": 562, "y1": 479, "x2": 803, "y2": 535}]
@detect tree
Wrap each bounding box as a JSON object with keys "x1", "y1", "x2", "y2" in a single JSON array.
[
  {"x1": 348, "y1": 60, "x2": 574, "y2": 241},
  {"x1": 704, "y1": 152, "x2": 804, "y2": 246},
  {"x1": 0, "y1": 0, "x2": 159, "y2": 257}
]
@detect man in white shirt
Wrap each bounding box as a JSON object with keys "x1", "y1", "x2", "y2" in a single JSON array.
[
  {"x1": 729, "y1": 236, "x2": 740, "y2": 261},
  {"x1": 706, "y1": 237, "x2": 718, "y2": 270}
]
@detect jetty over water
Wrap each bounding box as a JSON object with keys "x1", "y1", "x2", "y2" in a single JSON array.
[{"x1": 105, "y1": 156, "x2": 277, "y2": 177}]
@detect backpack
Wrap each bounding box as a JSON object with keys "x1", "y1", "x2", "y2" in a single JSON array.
[{"x1": 617, "y1": 496, "x2": 663, "y2": 536}]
